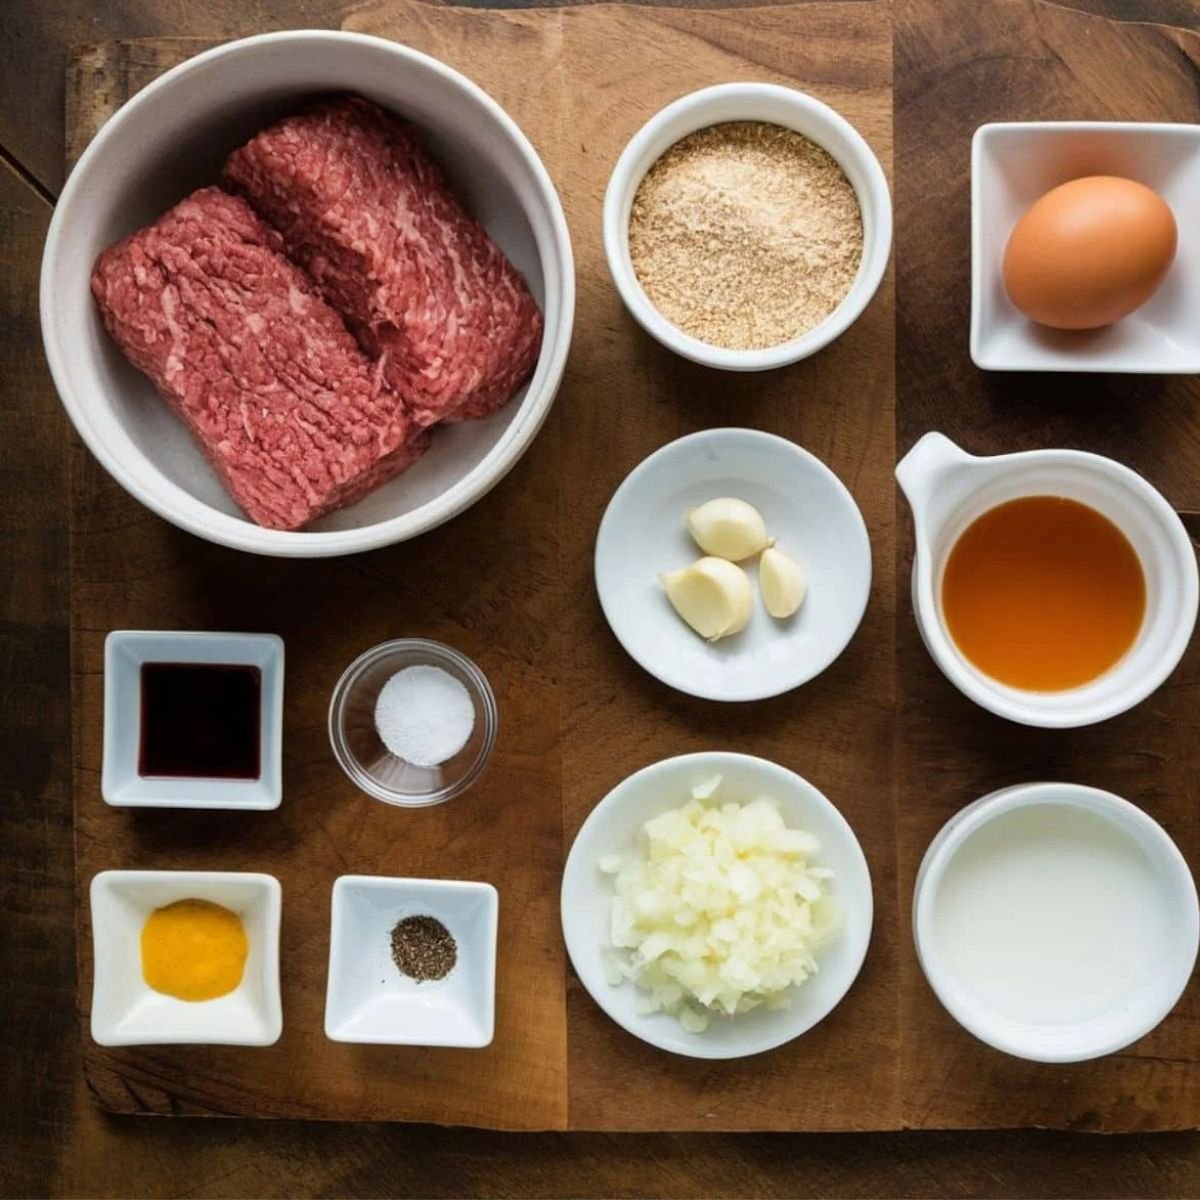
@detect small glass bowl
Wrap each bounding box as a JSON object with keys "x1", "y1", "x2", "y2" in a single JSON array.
[{"x1": 328, "y1": 639, "x2": 498, "y2": 808}]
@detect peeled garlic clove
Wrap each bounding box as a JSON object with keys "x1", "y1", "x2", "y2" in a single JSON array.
[
  {"x1": 759, "y1": 546, "x2": 807, "y2": 618},
  {"x1": 660, "y1": 557, "x2": 754, "y2": 641},
  {"x1": 686, "y1": 497, "x2": 770, "y2": 561}
]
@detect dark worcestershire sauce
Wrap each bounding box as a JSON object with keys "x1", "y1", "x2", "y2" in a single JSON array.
[{"x1": 139, "y1": 663, "x2": 262, "y2": 780}]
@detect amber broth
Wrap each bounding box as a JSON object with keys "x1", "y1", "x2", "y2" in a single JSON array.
[{"x1": 941, "y1": 496, "x2": 1146, "y2": 691}]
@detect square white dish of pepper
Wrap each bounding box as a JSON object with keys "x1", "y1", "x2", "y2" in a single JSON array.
[{"x1": 324, "y1": 875, "x2": 498, "y2": 1047}]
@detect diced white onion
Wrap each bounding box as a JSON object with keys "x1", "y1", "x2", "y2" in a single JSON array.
[{"x1": 599, "y1": 777, "x2": 840, "y2": 1032}]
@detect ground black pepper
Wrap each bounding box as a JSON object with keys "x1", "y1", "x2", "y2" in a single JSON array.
[{"x1": 390, "y1": 915, "x2": 457, "y2": 982}]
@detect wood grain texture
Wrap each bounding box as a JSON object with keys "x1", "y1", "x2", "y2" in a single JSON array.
[
  {"x1": 2, "y1": 2, "x2": 354, "y2": 200},
  {"x1": 70, "y1": 75, "x2": 567, "y2": 1126},
  {"x1": 0, "y1": 155, "x2": 79, "y2": 1196},
  {"x1": 349, "y1": 0, "x2": 897, "y2": 1134},
  {"x1": 67, "y1": 0, "x2": 896, "y2": 1131},
  {"x1": 62, "y1": 0, "x2": 1200, "y2": 1138},
  {"x1": 72, "y1": 450, "x2": 568, "y2": 1124},
  {"x1": 1, "y1": 0, "x2": 871, "y2": 199},
  {"x1": 3, "y1": 0, "x2": 1200, "y2": 1192},
  {"x1": 550, "y1": 1, "x2": 896, "y2": 1132},
  {"x1": 68, "y1": 26, "x2": 571, "y2": 1129},
  {"x1": 895, "y1": 0, "x2": 1200, "y2": 1131}
]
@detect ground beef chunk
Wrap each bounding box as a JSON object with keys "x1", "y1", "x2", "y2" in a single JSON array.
[
  {"x1": 223, "y1": 96, "x2": 544, "y2": 427},
  {"x1": 90, "y1": 187, "x2": 428, "y2": 531}
]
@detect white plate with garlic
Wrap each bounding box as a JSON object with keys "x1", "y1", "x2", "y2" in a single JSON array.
[
  {"x1": 594, "y1": 428, "x2": 872, "y2": 700},
  {"x1": 560, "y1": 751, "x2": 873, "y2": 1059}
]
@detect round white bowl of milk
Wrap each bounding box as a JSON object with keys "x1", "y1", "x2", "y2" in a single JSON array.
[{"x1": 913, "y1": 782, "x2": 1198, "y2": 1063}]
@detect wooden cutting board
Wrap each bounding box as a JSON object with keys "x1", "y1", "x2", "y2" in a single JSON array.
[
  {"x1": 65, "y1": 0, "x2": 1200, "y2": 1132},
  {"x1": 894, "y1": 0, "x2": 1200, "y2": 1132}
]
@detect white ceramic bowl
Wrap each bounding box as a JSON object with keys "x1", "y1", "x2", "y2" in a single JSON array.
[
  {"x1": 90, "y1": 870, "x2": 282, "y2": 1046},
  {"x1": 103, "y1": 630, "x2": 284, "y2": 809},
  {"x1": 41, "y1": 31, "x2": 574, "y2": 557},
  {"x1": 328, "y1": 638, "x2": 497, "y2": 808},
  {"x1": 325, "y1": 875, "x2": 498, "y2": 1047},
  {"x1": 971, "y1": 121, "x2": 1200, "y2": 372},
  {"x1": 896, "y1": 432, "x2": 1199, "y2": 728},
  {"x1": 595, "y1": 428, "x2": 872, "y2": 701},
  {"x1": 913, "y1": 783, "x2": 1198, "y2": 1063},
  {"x1": 561, "y1": 752, "x2": 873, "y2": 1059},
  {"x1": 603, "y1": 82, "x2": 891, "y2": 370}
]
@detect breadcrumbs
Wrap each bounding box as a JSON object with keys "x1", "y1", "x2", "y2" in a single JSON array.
[{"x1": 628, "y1": 122, "x2": 864, "y2": 350}]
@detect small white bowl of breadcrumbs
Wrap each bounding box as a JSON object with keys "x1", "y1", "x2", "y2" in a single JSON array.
[{"x1": 604, "y1": 83, "x2": 892, "y2": 371}]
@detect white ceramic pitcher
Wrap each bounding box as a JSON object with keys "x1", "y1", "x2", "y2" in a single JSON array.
[{"x1": 895, "y1": 432, "x2": 1198, "y2": 728}]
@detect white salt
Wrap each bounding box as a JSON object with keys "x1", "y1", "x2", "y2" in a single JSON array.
[{"x1": 374, "y1": 665, "x2": 476, "y2": 768}]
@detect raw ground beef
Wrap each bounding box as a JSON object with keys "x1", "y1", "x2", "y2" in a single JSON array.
[
  {"x1": 91, "y1": 187, "x2": 428, "y2": 531},
  {"x1": 223, "y1": 95, "x2": 543, "y2": 427}
]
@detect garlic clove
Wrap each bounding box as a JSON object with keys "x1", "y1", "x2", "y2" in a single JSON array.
[
  {"x1": 759, "y1": 546, "x2": 807, "y2": 618},
  {"x1": 660, "y1": 557, "x2": 754, "y2": 641},
  {"x1": 686, "y1": 497, "x2": 770, "y2": 561},
  {"x1": 716, "y1": 562, "x2": 754, "y2": 636}
]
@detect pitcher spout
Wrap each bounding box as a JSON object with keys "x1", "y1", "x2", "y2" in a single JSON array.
[{"x1": 895, "y1": 432, "x2": 976, "y2": 525}]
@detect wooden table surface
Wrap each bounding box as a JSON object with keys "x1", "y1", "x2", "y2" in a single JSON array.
[{"x1": 6, "y1": 0, "x2": 1200, "y2": 1195}]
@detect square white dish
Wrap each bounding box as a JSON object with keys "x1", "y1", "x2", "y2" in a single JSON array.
[
  {"x1": 325, "y1": 875, "x2": 497, "y2": 1047},
  {"x1": 90, "y1": 870, "x2": 282, "y2": 1047},
  {"x1": 971, "y1": 122, "x2": 1200, "y2": 373},
  {"x1": 102, "y1": 630, "x2": 283, "y2": 809}
]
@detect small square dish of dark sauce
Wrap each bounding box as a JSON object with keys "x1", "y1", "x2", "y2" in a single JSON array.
[{"x1": 139, "y1": 662, "x2": 262, "y2": 780}]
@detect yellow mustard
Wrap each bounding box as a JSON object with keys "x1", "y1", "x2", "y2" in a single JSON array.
[{"x1": 140, "y1": 898, "x2": 248, "y2": 1002}]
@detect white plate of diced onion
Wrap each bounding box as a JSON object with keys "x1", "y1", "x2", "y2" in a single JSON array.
[{"x1": 561, "y1": 752, "x2": 873, "y2": 1058}]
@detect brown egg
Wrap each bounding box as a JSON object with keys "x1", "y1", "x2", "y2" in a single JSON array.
[{"x1": 1002, "y1": 176, "x2": 1177, "y2": 330}]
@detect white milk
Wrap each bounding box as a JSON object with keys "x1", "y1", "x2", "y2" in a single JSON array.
[{"x1": 931, "y1": 803, "x2": 1169, "y2": 1025}]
